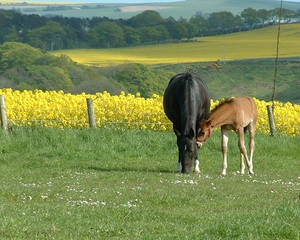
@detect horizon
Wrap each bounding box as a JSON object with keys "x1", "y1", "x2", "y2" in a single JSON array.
[{"x1": 5, "y1": 0, "x2": 185, "y2": 3}]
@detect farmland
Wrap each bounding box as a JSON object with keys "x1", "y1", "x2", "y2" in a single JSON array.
[
  {"x1": 1, "y1": 89, "x2": 299, "y2": 136},
  {"x1": 0, "y1": 127, "x2": 299, "y2": 239},
  {"x1": 0, "y1": 2, "x2": 299, "y2": 239},
  {"x1": 55, "y1": 24, "x2": 300, "y2": 66},
  {"x1": 2, "y1": 0, "x2": 300, "y2": 19}
]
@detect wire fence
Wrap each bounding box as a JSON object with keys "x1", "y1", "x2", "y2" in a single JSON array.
[{"x1": 0, "y1": 94, "x2": 299, "y2": 136}]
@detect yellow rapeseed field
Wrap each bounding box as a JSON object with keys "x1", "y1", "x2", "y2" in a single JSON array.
[
  {"x1": 54, "y1": 24, "x2": 300, "y2": 66},
  {"x1": 0, "y1": 89, "x2": 299, "y2": 136}
]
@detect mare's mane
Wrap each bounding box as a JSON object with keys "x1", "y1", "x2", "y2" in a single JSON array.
[{"x1": 211, "y1": 97, "x2": 235, "y2": 114}]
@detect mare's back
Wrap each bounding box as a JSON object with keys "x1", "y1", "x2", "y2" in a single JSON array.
[{"x1": 163, "y1": 72, "x2": 209, "y2": 123}]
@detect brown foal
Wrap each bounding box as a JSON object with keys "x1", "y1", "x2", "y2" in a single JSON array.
[{"x1": 197, "y1": 96, "x2": 258, "y2": 175}]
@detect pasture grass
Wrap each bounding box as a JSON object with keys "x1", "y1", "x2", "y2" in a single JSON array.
[
  {"x1": 0, "y1": 127, "x2": 299, "y2": 239},
  {"x1": 55, "y1": 24, "x2": 300, "y2": 67},
  {"x1": 157, "y1": 59, "x2": 300, "y2": 103}
]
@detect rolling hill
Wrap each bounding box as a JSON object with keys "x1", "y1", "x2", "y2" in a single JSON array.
[
  {"x1": 2, "y1": 0, "x2": 300, "y2": 19},
  {"x1": 54, "y1": 24, "x2": 300, "y2": 103},
  {"x1": 54, "y1": 23, "x2": 300, "y2": 66}
]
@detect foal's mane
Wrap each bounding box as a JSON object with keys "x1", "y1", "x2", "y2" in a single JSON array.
[{"x1": 211, "y1": 97, "x2": 235, "y2": 114}]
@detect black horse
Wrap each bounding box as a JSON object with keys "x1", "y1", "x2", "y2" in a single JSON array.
[{"x1": 163, "y1": 72, "x2": 210, "y2": 173}]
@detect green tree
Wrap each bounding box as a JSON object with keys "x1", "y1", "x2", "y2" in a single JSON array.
[
  {"x1": 0, "y1": 10, "x2": 15, "y2": 44},
  {"x1": 3, "y1": 26, "x2": 21, "y2": 42},
  {"x1": 208, "y1": 11, "x2": 240, "y2": 32},
  {"x1": 270, "y1": 8, "x2": 296, "y2": 21},
  {"x1": 128, "y1": 10, "x2": 164, "y2": 27},
  {"x1": 189, "y1": 15, "x2": 209, "y2": 36},
  {"x1": 257, "y1": 9, "x2": 270, "y2": 25},
  {"x1": 26, "y1": 21, "x2": 66, "y2": 50},
  {"x1": 24, "y1": 65, "x2": 74, "y2": 90},
  {"x1": 123, "y1": 26, "x2": 141, "y2": 45},
  {"x1": 89, "y1": 21, "x2": 125, "y2": 48},
  {"x1": 138, "y1": 25, "x2": 169, "y2": 43},
  {"x1": 0, "y1": 42, "x2": 43, "y2": 72},
  {"x1": 241, "y1": 8, "x2": 259, "y2": 27},
  {"x1": 113, "y1": 63, "x2": 173, "y2": 97},
  {"x1": 164, "y1": 17, "x2": 188, "y2": 40}
]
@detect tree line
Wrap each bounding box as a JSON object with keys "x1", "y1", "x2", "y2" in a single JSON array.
[
  {"x1": 0, "y1": 7, "x2": 300, "y2": 51},
  {"x1": 0, "y1": 42, "x2": 174, "y2": 97}
]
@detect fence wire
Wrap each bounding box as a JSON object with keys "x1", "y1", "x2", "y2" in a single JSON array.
[{"x1": 1, "y1": 90, "x2": 299, "y2": 136}]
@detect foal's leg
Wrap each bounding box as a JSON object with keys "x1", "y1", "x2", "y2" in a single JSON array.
[
  {"x1": 240, "y1": 153, "x2": 245, "y2": 174},
  {"x1": 248, "y1": 121, "x2": 256, "y2": 174},
  {"x1": 237, "y1": 128, "x2": 254, "y2": 175},
  {"x1": 221, "y1": 128, "x2": 229, "y2": 176}
]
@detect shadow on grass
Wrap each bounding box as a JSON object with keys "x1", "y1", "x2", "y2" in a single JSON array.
[{"x1": 87, "y1": 166, "x2": 176, "y2": 174}]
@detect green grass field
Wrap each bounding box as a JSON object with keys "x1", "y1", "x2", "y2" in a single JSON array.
[
  {"x1": 156, "y1": 59, "x2": 300, "y2": 103},
  {"x1": 0, "y1": 127, "x2": 299, "y2": 239},
  {"x1": 55, "y1": 24, "x2": 300, "y2": 67}
]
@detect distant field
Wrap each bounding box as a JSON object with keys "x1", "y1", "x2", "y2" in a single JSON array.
[
  {"x1": 3, "y1": 0, "x2": 300, "y2": 19},
  {"x1": 55, "y1": 24, "x2": 300, "y2": 67}
]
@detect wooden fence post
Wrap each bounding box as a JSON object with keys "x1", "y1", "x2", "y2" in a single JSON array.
[
  {"x1": 0, "y1": 95, "x2": 8, "y2": 132},
  {"x1": 87, "y1": 98, "x2": 96, "y2": 128},
  {"x1": 267, "y1": 105, "x2": 276, "y2": 136}
]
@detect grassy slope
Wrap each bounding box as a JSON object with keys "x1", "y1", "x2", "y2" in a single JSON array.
[
  {"x1": 55, "y1": 24, "x2": 300, "y2": 66},
  {"x1": 6, "y1": 0, "x2": 300, "y2": 19},
  {"x1": 55, "y1": 24, "x2": 300, "y2": 103},
  {"x1": 0, "y1": 127, "x2": 299, "y2": 239},
  {"x1": 157, "y1": 59, "x2": 300, "y2": 104}
]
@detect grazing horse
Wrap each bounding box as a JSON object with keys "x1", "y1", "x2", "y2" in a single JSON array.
[
  {"x1": 163, "y1": 72, "x2": 210, "y2": 173},
  {"x1": 197, "y1": 96, "x2": 258, "y2": 176}
]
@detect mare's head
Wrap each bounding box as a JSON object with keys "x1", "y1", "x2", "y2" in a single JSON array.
[
  {"x1": 197, "y1": 120, "x2": 213, "y2": 144},
  {"x1": 175, "y1": 128, "x2": 198, "y2": 173}
]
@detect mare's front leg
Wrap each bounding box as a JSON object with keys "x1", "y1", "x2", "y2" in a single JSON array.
[
  {"x1": 178, "y1": 160, "x2": 182, "y2": 172},
  {"x1": 194, "y1": 159, "x2": 200, "y2": 174},
  {"x1": 177, "y1": 148, "x2": 182, "y2": 172},
  {"x1": 221, "y1": 128, "x2": 229, "y2": 176}
]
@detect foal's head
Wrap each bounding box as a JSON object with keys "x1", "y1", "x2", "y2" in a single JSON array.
[{"x1": 197, "y1": 120, "x2": 213, "y2": 144}]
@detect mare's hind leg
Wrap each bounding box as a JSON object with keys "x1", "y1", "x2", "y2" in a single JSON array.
[
  {"x1": 237, "y1": 128, "x2": 254, "y2": 175},
  {"x1": 221, "y1": 128, "x2": 229, "y2": 176}
]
